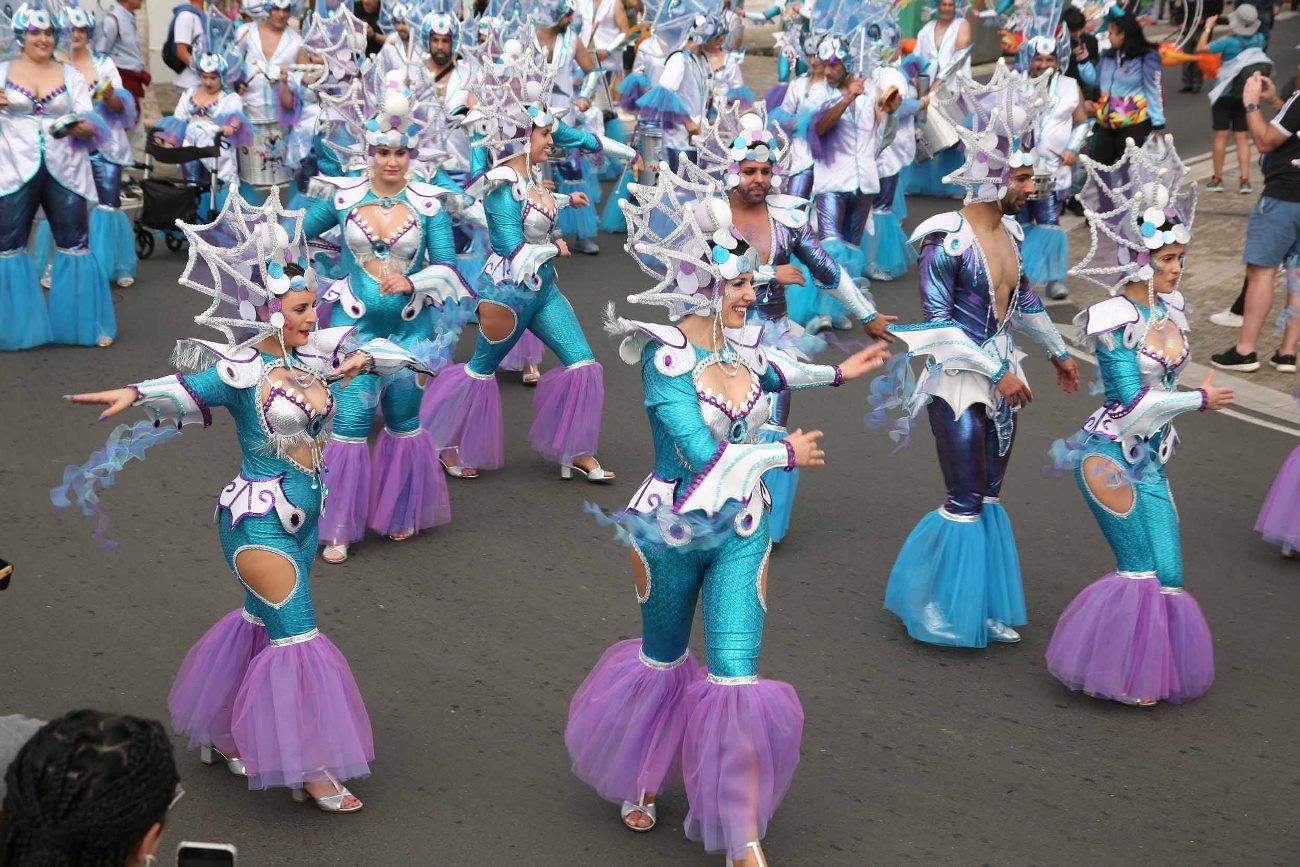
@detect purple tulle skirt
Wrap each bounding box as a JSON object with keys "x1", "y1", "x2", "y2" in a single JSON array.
[
  {"x1": 682, "y1": 678, "x2": 804, "y2": 858},
  {"x1": 232, "y1": 633, "x2": 374, "y2": 789},
  {"x1": 168, "y1": 609, "x2": 268, "y2": 755},
  {"x1": 368, "y1": 428, "x2": 451, "y2": 537},
  {"x1": 420, "y1": 364, "x2": 505, "y2": 470},
  {"x1": 1045, "y1": 573, "x2": 1214, "y2": 705},
  {"x1": 1256, "y1": 445, "x2": 1300, "y2": 549},
  {"x1": 530, "y1": 362, "x2": 604, "y2": 465},
  {"x1": 566, "y1": 639, "x2": 704, "y2": 804},
  {"x1": 500, "y1": 330, "x2": 545, "y2": 371},
  {"x1": 319, "y1": 439, "x2": 371, "y2": 546}
]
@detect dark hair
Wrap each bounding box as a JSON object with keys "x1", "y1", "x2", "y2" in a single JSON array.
[
  {"x1": 1, "y1": 710, "x2": 179, "y2": 867},
  {"x1": 283, "y1": 261, "x2": 306, "y2": 279},
  {"x1": 1107, "y1": 10, "x2": 1153, "y2": 58},
  {"x1": 1062, "y1": 6, "x2": 1085, "y2": 30}
]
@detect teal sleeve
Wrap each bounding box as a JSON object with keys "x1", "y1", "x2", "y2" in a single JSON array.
[
  {"x1": 482, "y1": 183, "x2": 526, "y2": 258},
  {"x1": 642, "y1": 343, "x2": 719, "y2": 472}
]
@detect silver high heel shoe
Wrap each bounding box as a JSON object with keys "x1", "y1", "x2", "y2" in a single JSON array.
[
  {"x1": 986, "y1": 618, "x2": 1021, "y2": 644},
  {"x1": 726, "y1": 842, "x2": 769, "y2": 866},
  {"x1": 620, "y1": 799, "x2": 656, "y2": 832},
  {"x1": 199, "y1": 744, "x2": 246, "y2": 777},
  {"x1": 291, "y1": 769, "x2": 363, "y2": 813},
  {"x1": 560, "y1": 459, "x2": 614, "y2": 483}
]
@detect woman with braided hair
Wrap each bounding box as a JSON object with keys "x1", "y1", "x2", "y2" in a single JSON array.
[{"x1": 1, "y1": 709, "x2": 180, "y2": 867}]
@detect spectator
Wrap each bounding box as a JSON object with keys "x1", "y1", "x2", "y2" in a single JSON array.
[
  {"x1": 1233, "y1": 0, "x2": 1282, "y2": 46},
  {"x1": 93, "y1": 0, "x2": 148, "y2": 159},
  {"x1": 1077, "y1": 7, "x2": 1165, "y2": 164},
  {"x1": 0, "y1": 716, "x2": 43, "y2": 806},
  {"x1": 1198, "y1": 4, "x2": 1270, "y2": 193},
  {"x1": 1063, "y1": 6, "x2": 1099, "y2": 102},
  {"x1": 0, "y1": 709, "x2": 180, "y2": 867},
  {"x1": 1212, "y1": 71, "x2": 1300, "y2": 372},
  {"x1": 355, "y1": 0, "x2": 385, "y2": 56},
  {"x1": 170, "y1": 0, "x2": 207, "y2": 92}
]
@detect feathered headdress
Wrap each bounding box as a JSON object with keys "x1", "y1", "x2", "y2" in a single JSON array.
[
  {"x1": 1071, "y1": 136, "x2": 1196, "y2": 294},
  {"x1": 620, "y1": 162, "x2": 756, "y2": 320},
  {"x1": 934, "y1": 60, "x2": 1050, "y2": 204},
  {"x1": 690, "y1": 98, "x2": 791, "y2": 191}
]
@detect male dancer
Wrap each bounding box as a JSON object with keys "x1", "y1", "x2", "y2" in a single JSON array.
[{"x1": 884, "y1": 64, "x2": 1080, "y2": 648}]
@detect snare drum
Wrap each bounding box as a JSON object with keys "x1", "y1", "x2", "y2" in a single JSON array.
[
  {"x1": 237, "y1": 119, "x2": 293, "y2": 189},
  {"x1": 1029, "y1": 173, "x2": 1055, "y2": 200},
  {"x1": 916, "y1": 108, "x2": 959, "y2": 164},
  {"x1": 637, "y1": 125, "x2": 663, "y2": 184}
]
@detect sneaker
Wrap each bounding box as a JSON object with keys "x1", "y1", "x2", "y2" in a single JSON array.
[
  {"x1": 1209, "y1": 310, "x2": 1244, "y2": 328},
  {"x1": 1210, "y1": 346, "x2": 1260, "y2": 371},
  {"x1": 830, "y1": 314, "x2": 854, "y2": 331},
  {"x1": 1240, "y1": 180, "x2": 1254, "y2": 194},
  {"x1": 807, "y1": 314, "x2": 833, "y2": 335},
  {"x1": 867, "y1": 265, "x2": 895, "y2": 282},
  {"x1": 1206, "y1": 176, "x2": 1224, "y2": 192},
  {"x1": 1270, "y1": 351, "x2": 1298, "y2": 373},
  {"x1": 1046, "y1": 280, "x2": 1069, "y2": 300},
  {"x1": 573, "y1": 238, "x2": 600, "y2": 255}
]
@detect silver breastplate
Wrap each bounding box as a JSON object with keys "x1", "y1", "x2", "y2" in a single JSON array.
[
  {"x1": 695, "y1": 365, "x2": 771, "y2": 444},
  {"x1": 261, "y1": 378, "x2": 335, "y2": 440},
  {"x1": 3, "y1": 80, "x2": 72, "y2": 119},
  {"x1": 521, "y1": 199, "x2": 556, "y2": 243},
  {"x1": 344, "y1": 205, "x2": 422, "y2": 274}
]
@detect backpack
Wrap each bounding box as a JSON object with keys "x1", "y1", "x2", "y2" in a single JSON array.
[{"x1": 161, "y1": 5, "x2": 205, "y2": 75}]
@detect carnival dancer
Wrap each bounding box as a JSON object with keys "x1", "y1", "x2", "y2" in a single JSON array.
[
  {"x1": 157, "y1": 54, "x2": 245, "y2": 205},
  {"x1": 588, "y1": 0, "x2": 631, "y2": 93},
  {"x1": 374, "y1": 0, "x2": 415, "y2": 73},
  {"x1": 1257, "y1": 442, "x2": 1300, "y2": 557},
  {"x1": 298, "y1": 5, "x2": 367, "y2": 183},
  {"x1": 805, "y1": 32, "x2": 888, "y2": 314},
  {"x1": 1018, "y1": 35, "x2": 1087, "y2": 301},
  {"x1": 420, "y1": 36, "x2": 635, "y2": 480},
  {"x1": 633, "y1": 13, "x2": 722, "y2": 172},
  {"x1": 0, "y1": 3, "x2": 113, "y2": 351},
  {"x1": 883, "y1": 63, "x2": 1081, "y2": 648},
  {"x1": 906, "y1": 0, "x2": 970, "y2": 199},
  {"x1": 62, "y1": 3, "x2": 138, "y2": 289},
  {"x1": 232, "y1": 0, "x2": 303, "y2": 204},
  {"x1": 307, "y1": 69, "x2": 474, "y2": 564},
  {"x1": 1043, "y1": 139, "x2": 1231, "y2": 705},
  {"x1": 706, "y1": 22, "x2": 754, "y2": 108},
  {"x1": 565, "y1": 165, "x2": 889, "y2": 865},
  {"x1": 535, "y1": 0, "x2": 607, "y2": 255},
  {"x1": 63, "y1": 191, "x2": 438, "y2": 812},
  {"x1": 746, "y1": 0, "x2": 811, "y2": 95},
  {"x1": 686, "y1": 100, "x2": 896, "y2": 543},
  {"x1": 770, "y1": 33, "x2": 823, "y2": 201}
]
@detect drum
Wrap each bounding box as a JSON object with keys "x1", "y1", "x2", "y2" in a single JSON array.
[
  {"x1": 637, "y1": 125, "x2": 663, "y2": 185},
  {"x1": 1029, "y1": 173, "x2": 1054, "y2": 200},
  {"x1": 237, "y1": 119, "x2": 293, "y2": 188},
  {"x1": 915, "y1": 107, "x2": 958, "y2": 164}
]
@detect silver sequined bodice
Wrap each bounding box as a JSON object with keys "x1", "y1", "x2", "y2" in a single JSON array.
[
  {"x1": 694, "y1": 360, "x2": 772, "y2": 445},
  {"x1": 344, "y1": 204, "x2": 423, "y2": 275},
  {"x1": 521, "y1": 197, "x2": 557, "y2": 243}
]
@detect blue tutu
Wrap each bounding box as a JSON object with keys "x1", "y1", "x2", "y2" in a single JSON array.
[
  {"x1": 1021, "y1": 223, "x2": 1069, "y2": 285},
  {"x1": 892, "y1": 166, "x2": 910, "y2": 221},
  {"x1": 600, "y1": 171, "x2": 632, "y2": 234},
  {"x1": 783, "y1": 262, "x2": 823, "y2": 327},
  {"x1": 758, "y1": 423, "x2": 800, "y2": 543},
  {"x1": 30, "y1": 219, "x2": 53, "y2": 281},
  {"x1": 906, "y1": 147, "x2": 965, "y2": 199},
  {"x1": 49, "y1": 247, "x2": 114, "y2": 346},
  {"x1": 557, "y1": 170, "x2": 599, "y2": 241},
  {"x1": 89, "y1": 206, "x2": 138, "y2": 286},
  {"x1": 0, "y1": 248, "x2": 52, "y2": 350},
  {"x1": 864, "y1": 211, "x2": 917, "y2": 279},
  {"x1": 884, "y1": 506, "x2": 1025, "y2": 648},
  {"x1": 599, "y1": 116, "x2": 629, "y2": 181}
]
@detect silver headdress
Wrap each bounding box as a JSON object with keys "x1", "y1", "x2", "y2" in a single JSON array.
[
  {"x1": 172, "y1": 187, "x2": 318, "y2": 365},
  {"x1": 301, "y1": 4, "x2": 368, "y2": 82},
  {"x1": 319, "y1": 65, "x2": 453, "y2": 175},
  {"x1": 1012, "y1": 0, "x2": 1069, "y2": 69},
  {"x1": 460, "y1": 35, "x2": 558, "y2": 168},
  {"x1": 690, "y1": 98, "x2": 791, "y2": 191},
  {"x1": 1071, "y1": 136, "x2": 1196, "y2": 295},
  {"x1": 620, "y1": 162, "x2": 756, "y2": 320},
  {"x1": 935, "y1": 60, "x2": 1050, "y2": 204}
]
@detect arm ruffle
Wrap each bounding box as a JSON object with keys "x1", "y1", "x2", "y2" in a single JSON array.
[
  {"x1": 635, "y1": 85, "x2": 691, "y2": 127},
  {"x1": 617, "y1": 71, "x2": 649, "y2": 109},
  {"x1": 726, "y1": 85, "x2": 756, "y2": 107},
  {"x1": 67, "y1": 112, "x2": 110, "y2": 152},
  {"x1": 216, "y1": 110, "x2": 254, "y2": 147},
  {"x1": 806, "y1": 103, "x2": 843, "y2": 161},
  {"x1": 154, "y1": 115, "x2": 189, "y2": 147},
  {"x1": 96, "y1": 87, "x2": 139, "y2": 129}
]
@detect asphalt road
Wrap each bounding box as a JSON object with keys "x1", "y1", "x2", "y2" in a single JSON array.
[{"x1": 3, "y1": 28, "x2": 1300, "y2": 867}]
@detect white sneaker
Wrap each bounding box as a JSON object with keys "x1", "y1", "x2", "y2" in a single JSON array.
[
  {"x1": 1209, "y1": 310, "x2": 1244, "y2": 328},
  {"x1": 807, "y1": 314, "x2": 833, "y2": 334},
  {"x1": 868, "y1": 266, "x2": 895, "y2": 282},
  {"x1": 573, "y1": 238, "x2": 599, "y2": 255}
]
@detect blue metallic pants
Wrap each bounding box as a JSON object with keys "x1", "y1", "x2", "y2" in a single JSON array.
[
  {"x1": 635, "y1": 525, "x2": 772, "y2": 677},
  {"x1": 928, "y1": 398, "x2": 1015, "y2": 517},
  {"x1": 813, "y1": 190, "x2": 870, "y2": 246},
  {"x1": 872, "y1": 172, "x2": 900, "y2": 213},
  {"x1": 90, "y1": 154, "x2": 123, "y2": 208},
  {"x1": 466, "y1": 279, "x2": 595, "y2": 375},
  {"x1": 1077, "y1": 440, "x2": 1183, "y2": 588},
  {"x1": 0, "y1": 165, "x2": 89, "y2": 252},
  {"x1": 1016, "y1": 191, "x2": 1060, "y2": 227},
  {"x1": 785, "y1": 167, "x2": 813, "y2": 200}
]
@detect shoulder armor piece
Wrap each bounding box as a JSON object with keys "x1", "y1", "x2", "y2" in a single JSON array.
[
  {"x1": 1082, "y1": 296, "x2": 1141, "y2": 336},
  {"x1": 909, "y1": 211, "x2": 971, "y2": 255},
  {"x1": 766, "y1": 194, "x2": 810, "y2": 228}
]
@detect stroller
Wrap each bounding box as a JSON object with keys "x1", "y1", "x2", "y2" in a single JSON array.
[{"x1": 133, "y1": 127, "x2": 224, "y2": 259}]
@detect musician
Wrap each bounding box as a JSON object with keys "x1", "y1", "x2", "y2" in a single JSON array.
[
  {"x1": 907, "y1": 0, "x2": 970, "y2": 198},
  {"x1": 233, "y1": 0, "x2": 302, "y2": 202}
]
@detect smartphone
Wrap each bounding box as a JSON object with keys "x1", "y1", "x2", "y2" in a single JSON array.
[{"x1": 177, "y1": 842, "x2": 237, "y2": 867}]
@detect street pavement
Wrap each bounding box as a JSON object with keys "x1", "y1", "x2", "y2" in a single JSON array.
[{"x1": 3, "y1": 24, "x2": 1300, "y2": 867}]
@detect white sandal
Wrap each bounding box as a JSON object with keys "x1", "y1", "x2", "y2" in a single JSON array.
[
  {"x1": 199, "y1": 743, "x2": 246, "y2": 777},
  {"x1": 322, "y1": 544, "x2": 348, "y2": 564},
  {"x1": 561, "y1": 459, "x2": 614, "y2": 483},
  {"x1": 726, "y1": 842, "x2": 769, "y2": 867},
  {"x1": 620, "y1": 799, "x2": 656, "y2": 832},
  {"x1": 292, "y1": 769, "x2": 363, "y2": 813},
  {"x1": 439, "y1": 457, "x2": 478, "y2": 479}
]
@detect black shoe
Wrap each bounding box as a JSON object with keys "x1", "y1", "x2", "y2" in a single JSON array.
[
  {"x1": 1270, "y1": 351, "x2": 1298, "y2": 373},
  {"x1": 1063, "y1": 197, "x2": 1085, "y2": 217},
  {"x1": 0, "y1": 558, "x2": 12, "y2": 591},
  {"x1": 1179, "y1": 84, "x2": 1195, "y2": 93},
  {"x1": 1211, "y1": 346, "x2": 1260, "y2": 371}
]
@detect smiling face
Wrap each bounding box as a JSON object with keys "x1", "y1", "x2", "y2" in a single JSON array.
[
  {"x1": 200, "y1": 70, "x2": 222, "y2": 92},
  {"x1": 1029, "y1": 52, "x2": 1057, "y2": 76},
  {"x1": 1000, "y1": 165, "x2": 1036, "y2": 215},
  {"x1": 267, "y1": 6, "x2": 289, "y2": 28},
  {"x1": 529, "y1": 123, "x2": 553, "y2": 165},
  {"x1": 1150, "y1": 241, "x2": 1186, "y2": 294},
  {"x1": 278, "y1": 288, "x2": 319, "y2": 348},
  {"x1": 735, "y1": 160, "x2": 773, "y2": 205},
  {"x1": 720, "y1": 273, "x2": 756, "y2": 329},
  {"x1": 395, "y1": 20, "x2": 409, "y2": 41},
  {"x1": 371, "y1": 145, "x2": 411, "y2": 182},
  {"x1": 22, "y1": 27, "x2": 55, "y2": 61},
  {"x1": 70, "y1": 26, "x2": 90, "y2": 50}
]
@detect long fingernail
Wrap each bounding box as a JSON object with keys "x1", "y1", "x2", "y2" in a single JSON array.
[
  {"x1": 97, "y1": 412, "x2": 107, "y2": 422},
  {"x1": 62, "y1": 394, "x2": 73, "y2": 400}
]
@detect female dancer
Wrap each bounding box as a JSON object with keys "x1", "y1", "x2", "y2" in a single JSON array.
[
  {"x1": 566, "y1": 167, "x2": 888, "y2": 866},
  {"x1": 1045, "y1": 139, "x2": 1232, "y2": 706},
  {"x1": 421, "y1": 37, "x2": 635, "y2": 480},
  {"x1": 1075, "y1": 7, "x2": 1164, "y2": 163},
  {"x1": 0, "y1": 3, "x2": 113, "y2": 350},
  {"x1": 906, "y1": 0, "x2": 969, "y2": 199},
  {"x1": 64, "y1": 192, "x2": 431, "y2": 810},
  {"x1": 157, "y1": 54, "x2": 245, "y2": 209},
  {"x1": 307, "y1": 70, "x2": 474, "y2": 563},
  {"x1": 61, "y1": 3, "x2": 138, "y2": 289}
]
